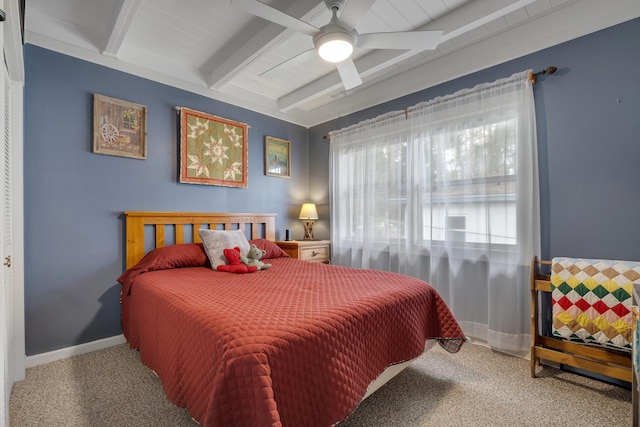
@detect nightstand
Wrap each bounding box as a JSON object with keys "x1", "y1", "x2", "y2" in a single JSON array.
[{"x1": 276, "y1": 240, "x2": 331, "y2": 264}]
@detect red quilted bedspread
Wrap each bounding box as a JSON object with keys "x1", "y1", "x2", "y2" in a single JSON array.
[{"x1": 119, "y1": 257, "x2": 465, "y2": 426}]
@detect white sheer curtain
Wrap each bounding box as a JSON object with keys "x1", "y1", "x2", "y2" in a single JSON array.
[{"x1": 329, "y1": 71, "x2": 540, "y2": 353}]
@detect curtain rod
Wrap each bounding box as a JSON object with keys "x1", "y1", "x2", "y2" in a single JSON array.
[
  {"x1": 528, "y1": 66, "x2": 557, "y2": 85},
  {"x1": 323, "y1": 66, "x2": 558, "y2": 140}
]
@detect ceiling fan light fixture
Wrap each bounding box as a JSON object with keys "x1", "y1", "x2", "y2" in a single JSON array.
[{"x1": 314, "y1": 29, "x2": 355, "y2": 63}]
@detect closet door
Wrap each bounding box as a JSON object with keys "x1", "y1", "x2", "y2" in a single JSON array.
[
  {"x1": 0, "y1": 54, "x2": 10, "y2": 427},
  {"x1": 0, "y1": 0, "x2": 23, "y2": 422}
]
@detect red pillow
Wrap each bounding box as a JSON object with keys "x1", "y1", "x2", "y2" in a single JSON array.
[
  {"x1": 249, "y1": 239, "x2": 290, "y2": 259},
  {"x1": 118, "y1": 243, "x2": 209, "y2": 295}
]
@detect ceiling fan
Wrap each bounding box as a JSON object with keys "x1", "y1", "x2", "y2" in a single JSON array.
[{"x1": 231, "y1": 0, "x2": 443, "y2": 90}]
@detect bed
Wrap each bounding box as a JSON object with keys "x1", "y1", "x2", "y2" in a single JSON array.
[{"x1": 118, "y1": 211, "x2": 466, "y2": 426}]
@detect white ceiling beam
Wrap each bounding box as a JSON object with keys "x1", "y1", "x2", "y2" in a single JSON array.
[
  {"x1": 102, "y1": 0, "x2": 142, "y2": 58},
  {"x1": 277, "y1": 0, "x2": 537, "y2": 112},
  {"x1": 207, "y1": 1, "x2": 323, "y2": 90},
  {"x1": 278, "y1": 49, "x2": 420, "y2": 112},
  {"x1": 438, "y1": 0, "x2": 538, "y2": 42}
]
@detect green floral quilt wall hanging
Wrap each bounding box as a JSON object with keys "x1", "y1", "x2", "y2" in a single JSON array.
[{"x1": 179, "y1": 107, "x2": 248, "y2": 187}]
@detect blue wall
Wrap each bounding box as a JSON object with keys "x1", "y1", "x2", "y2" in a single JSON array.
[
  {"x1": 310, "y1": 18, "x2": 640, "y2": 263},
  {"x1": 24, "y1": 45, "x2": 309, "y2": 355},
  {"x1": 24, "y1": 18, "x2": 640, "y2": 356}
]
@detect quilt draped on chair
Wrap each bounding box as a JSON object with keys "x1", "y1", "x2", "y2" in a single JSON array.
[{"x1": 551, "y1": 257, "x2": 639, "y2": 351}]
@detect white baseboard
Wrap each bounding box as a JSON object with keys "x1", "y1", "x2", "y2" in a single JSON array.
[{"x1": 24, "y1": 335, "x2": 126, "y2": 368}]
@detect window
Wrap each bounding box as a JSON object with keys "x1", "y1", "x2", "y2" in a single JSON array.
[
  {"x1": 333, "y1": 115, "x2": 518, "y2": 247},
  {"x1": 329, "y1": 71, "x2": 539, "y2": 353},
  {"x1": 419, "y1": 116, "x2": 518, "y2": 246}
]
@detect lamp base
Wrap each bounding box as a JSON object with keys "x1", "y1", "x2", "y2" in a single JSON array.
[{"x1": 302, "y1": 220, "x2": 315, "y2": 240}]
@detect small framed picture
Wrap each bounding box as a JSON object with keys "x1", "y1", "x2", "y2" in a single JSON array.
[
  {"x1": 93, "y1": 94, "x2": 147, "y2": 159},
  {"x1": 265, "y1": 136, "x2": 290, "y2": 178}
]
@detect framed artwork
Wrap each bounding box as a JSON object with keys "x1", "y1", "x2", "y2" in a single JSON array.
[
  {"x1": 93, "y1": 94, "x2": 147, "y2": 159},
  {"x1": 265, "y1": 136, "x2": 290, "y2": 178},
  {"x1": 179, "y1": 107, "x2": 248, "y2": 187}
]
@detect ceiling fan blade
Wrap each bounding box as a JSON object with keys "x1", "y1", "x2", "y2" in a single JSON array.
[
  {"x1": 358, "y1": 30, "x2": 443, "y2": 51},
  {"x1": 338, "y1": 0, "x2": 377, "y2": 31},
  {"x1": 335, "y1": 58, "x2": 363, "y2": 90},
  {"x1": 259, "y1": 49, "x2": 318, "y2": 78},
  {"x1": 230, "y1": 0, "x2": 319, "y2": 36}
]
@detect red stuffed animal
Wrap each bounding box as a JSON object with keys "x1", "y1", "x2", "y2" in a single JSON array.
[{"x1": 216, "y1": 247, "x2": 257, "y2": 274}]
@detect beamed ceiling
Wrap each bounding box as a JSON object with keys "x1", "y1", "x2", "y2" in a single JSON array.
[{"x1": 25, "y1": 0, "x2": 640, "y2": 127}]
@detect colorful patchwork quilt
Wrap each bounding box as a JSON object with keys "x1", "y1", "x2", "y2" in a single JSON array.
[{"x1": 551, "y1": 257, "x2": 640, "y2": 351}]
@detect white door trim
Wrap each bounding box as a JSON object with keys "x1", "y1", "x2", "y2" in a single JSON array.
[{"x1": 5, "y1": 0, "x2": 25, "y2": 386}]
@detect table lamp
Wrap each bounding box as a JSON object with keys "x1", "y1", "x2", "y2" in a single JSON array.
[{"x1": 299, "y1": 203, "x2": 318, "y2": 240}]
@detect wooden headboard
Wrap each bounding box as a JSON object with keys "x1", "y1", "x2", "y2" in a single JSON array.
[{"x1": 124, "y1": 211, "x2": 276, "y2": 269}]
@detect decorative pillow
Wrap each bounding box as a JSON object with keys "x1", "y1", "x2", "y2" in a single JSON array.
[
  {"x1": 199, "y1": 229, "x2": 251, "y2": 269},
  {"x1": 249, "y1": 239, "x2": 290, "y2": 259}
]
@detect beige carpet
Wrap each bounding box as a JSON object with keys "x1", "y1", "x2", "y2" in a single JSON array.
[{"x1": 10, "y1": 343, "x2": 631, "y2": 426}]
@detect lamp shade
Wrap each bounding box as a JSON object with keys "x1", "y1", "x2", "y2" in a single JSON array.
[
  {"x1": 299, "y1": 203, "x2": 319, "y2": 220},
  {"x1": 313, "y1": 25, "x2": 356, "y2": 63},
  {"x1": 317, "y1": 37, "x2": 353, "y2": 62}
]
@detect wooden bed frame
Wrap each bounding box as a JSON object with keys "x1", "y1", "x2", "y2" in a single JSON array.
[
  {"x1": 122, "y1": 210, "x2": 419, "y2": 401},
  {"x1": 530, "y1": 256, "x2": 632, "y2": 382},
  {"x1": 124, "y1": 211, "x2": 276, "y2": 269}
]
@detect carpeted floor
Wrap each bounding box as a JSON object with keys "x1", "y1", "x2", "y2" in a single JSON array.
[{"x1": 10, "y1": 342, "x2": 631, "y2": 426}]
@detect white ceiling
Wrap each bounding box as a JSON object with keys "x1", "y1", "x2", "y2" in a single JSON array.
[{"x1": 24, "y1": 0, "x2": 640, "y2": 127}]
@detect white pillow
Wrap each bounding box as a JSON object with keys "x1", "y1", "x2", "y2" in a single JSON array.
[{"x1": 198, "y1": 229, "x2": 250, "y2": 269}]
